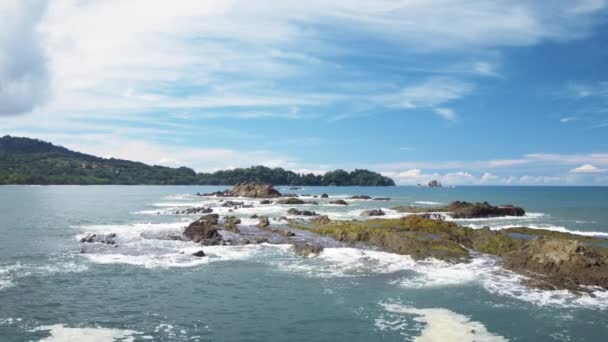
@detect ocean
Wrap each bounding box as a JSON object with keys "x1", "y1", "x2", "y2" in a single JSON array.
[{"x1": 1, "y1": 185, "x2": 607, "y2": 341}]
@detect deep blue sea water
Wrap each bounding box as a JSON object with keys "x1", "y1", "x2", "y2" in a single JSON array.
[{"x1": 1, "y1": 185, "x2": 607, "y2": 341}]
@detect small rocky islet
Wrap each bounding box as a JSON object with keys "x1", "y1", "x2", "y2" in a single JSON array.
[{"x1": 87, "y1": 182, "x2": 608, "y2": 293}]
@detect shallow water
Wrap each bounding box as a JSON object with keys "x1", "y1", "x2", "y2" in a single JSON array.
[{"x1": 1, "y1": 185, "x2": 607, "y2": 341}]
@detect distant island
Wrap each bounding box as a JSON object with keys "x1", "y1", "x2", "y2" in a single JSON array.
[{"x1": 0, "y1": 136, "x2": 395, "y2": 186}]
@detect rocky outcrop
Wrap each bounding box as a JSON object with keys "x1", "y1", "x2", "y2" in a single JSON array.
[
  {"x1": 428, "y1": 180, "x2": 442, "y2": 187},
  {"x1": 292, "y1": 242, "x2": 324, "y2": 257},
  {"x1": 329, "y1": 200, "x2": 348, "y2": 205},
  {"x1": 361, "y1": 209, "x2": 385, "y2": 217},
  {"x1": 198, "y1": 183, "x2": 282, "y2": 198},
  {"x1": 445, "y1": 201, "x2": 525, "y2": 218},
  {"x1": 287, "y1": 208, "x2": 318, "y2": 216},
  {"x1": 320, "y1": 193, "x2": 329, "y2": 198},
  {"x1": 289, "y1": 215, "x2": 608, "y2": 291},
  {"x1": 393, "y1": 201, "x2": 525, "y2": 219},
  {"x1": 80, "y1": 233, "x2": 117, "y2": 245},
  {"x1": 174, "y1": 207, "x2": 213, "y2": 215},
  {"x1": 183, "y1": 214, "x2": 222, "y2": 245},
  {"x1": 502, "y1": 238, "x2": 608, "y2": 291}
]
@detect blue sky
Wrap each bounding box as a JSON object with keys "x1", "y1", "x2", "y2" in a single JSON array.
[{"x1": 1, "y1": 0, "x2": 608, "y2": 185}]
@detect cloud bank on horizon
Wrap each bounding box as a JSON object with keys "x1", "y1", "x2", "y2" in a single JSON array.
[{"x1": 1, "y1": 0, "x2": 608, "y2": 185}]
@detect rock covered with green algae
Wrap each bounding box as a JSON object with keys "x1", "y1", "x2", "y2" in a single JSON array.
[{"x1": 291, "y1": 215, "x2": 608, "y2": 291}]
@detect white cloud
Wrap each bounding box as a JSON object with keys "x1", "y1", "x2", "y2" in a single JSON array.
[
  {"x1": 560, "y1": 117, "x2": 578, "y2": 123},
  {"x1": 434, "y1": 107, "x2": 456, "y2": 121},
  {"x1": 570, "y1": 164, "x2": 604, "y2": 173},
  {"x1": 397, "y1": 78, "x2": 473, "y2": 109},
  {"x1": 0, "y1": 0, "x2": 49, "y2": 116}
]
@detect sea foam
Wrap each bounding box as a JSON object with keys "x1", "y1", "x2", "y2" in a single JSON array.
[{"x1": 377, "y1": 303, "x2": 508, "y2": 342}]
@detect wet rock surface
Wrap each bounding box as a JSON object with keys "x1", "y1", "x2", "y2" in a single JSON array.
[
  {"x1": 361, "y1": 209, "x2": 385, "y2": 217},
  {"x1": 329, "y1": 199, "x2": 348, "y2": 205}
]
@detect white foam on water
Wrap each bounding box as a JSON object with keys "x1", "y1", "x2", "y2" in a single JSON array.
[
  {"x1": 377, "y1": 303, "x2": 508, "y2": 342},
  {"x1": 276, "y1": 247, "x2": 418, "y2": 278},
  {"x1": 0, "y1": 261, "x2": 88, "y2": 291},
  {"x1": 74, "y1": 222, "x2": 188, "y2": 240},
  {"x1": 33, "y1": 324, "x2": 141, "y2": 342},
  {"x1": 414, "y1": 201, "x2": 443, "y2": 205}
]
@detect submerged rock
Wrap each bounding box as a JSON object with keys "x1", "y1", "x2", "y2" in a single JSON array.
[
  {"x1": 287, "y1": 208, "x2": 318, "y2": 216},
  {"x1": 373, "y1": 197, "x2": 391, "y2": 201},
  {"x1": 174, "y1": 207, "x2": 213, "y2": 215},
  {"x1": 259, "y1": 200, "x2": 272, "y2": 205},
  {"x1": 222, "y1": 216, "x2": 242, "y2": 233},
  {"x1": 349, "y1": 195, "x2": 372, "y2": 200},
  {"x1": 292, "y1": 242, "x2": 324, "y2": 257},
  {"x1": 277, "y1": 198, "x2": 306, "y2": 205},
  {"x1": 221, "y1": 201, "x2": 244, "y2": 208},
  {"x1": 257, "y1": 216, "x2": 270, "y2": 228},
  {"x1": 361, "y1": 209, "x2": 385, "y2": 217},
  {"x1": 192, "y1": 250, "x2": 206, "y2": 257},
  {"x1": 329, "y1": 199, "x2": 348, "y2": 205},
  {"x1": 80, "y1": 233, "x2": 117, "y2": 245}
]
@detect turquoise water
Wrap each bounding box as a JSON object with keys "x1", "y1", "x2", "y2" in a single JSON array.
[{"x1": 1, "y1": 185, "x2": 607, "y2": 341}]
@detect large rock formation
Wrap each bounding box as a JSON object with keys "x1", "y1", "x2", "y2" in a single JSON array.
[
  {"x1": 502, "y1": 238, "x2": 608, "y2": 291},
  {"x1": 393, "y1": 201, "x2": 525, "y2": 219},
  {"x1": 80, "y1": 233, "x2": 117, "y2": 245},
  {"x1": 198, "y1": 183, "x2": 282, "y2": 198}
]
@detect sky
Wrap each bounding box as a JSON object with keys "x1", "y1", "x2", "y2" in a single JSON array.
[{"x1": 1, "y1": 0, "x2": 608, "y2": 185}]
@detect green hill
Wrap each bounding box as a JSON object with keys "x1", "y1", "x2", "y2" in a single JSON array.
[{"x1": 0, "y1": 136, "x2": 395, "y2": 186}]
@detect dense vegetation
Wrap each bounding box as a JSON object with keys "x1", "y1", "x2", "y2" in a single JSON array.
[{"x1": 0, "y1": 136, "x2": 395, "y2": 186}]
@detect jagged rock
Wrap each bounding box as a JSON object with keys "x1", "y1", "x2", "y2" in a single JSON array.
[
  {"x1": 349, "y1": 195, "x2": 371, "y2": 200},
  {"x1": 287, "y1": 208, "x2": 318, "y2": 216},
  {"x1": 80, "y1": 233, "x2": 117, "y2": 245},
  {"x1": 277, "y1": 198, "x2": 306, "y2": 205},
  {"x1": 361, "y1": 209, "x2": 385, "y2": 217},
  {"x1": 329, "y1": 200, "x2": 348, "y2": 205},
  {"x1": 192, "y1": 250, "x2": 206, "y2": 257},
  {"x1": 257, "y1": 216, "x2": 270, "y2": 228},
  {"x1": 292, "y1": 242, "x2": 324, "y2": 257},
  {"x1": 320, "y1": 193, "x2": 329, "y2": 198},
  {"x1": 183, "y1": 214, "x2": 222, "y2": 244},
  {"x1": 222, "y1": 216, "x2": 242, "y2": 233},
  {"x1": 311, "y1": 215, "x2": 331, "y2": 225}
]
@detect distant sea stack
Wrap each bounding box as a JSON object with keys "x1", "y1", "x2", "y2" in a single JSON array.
[{"x1": 428, "y1": 180, "x2": 442, "y2": 188}]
